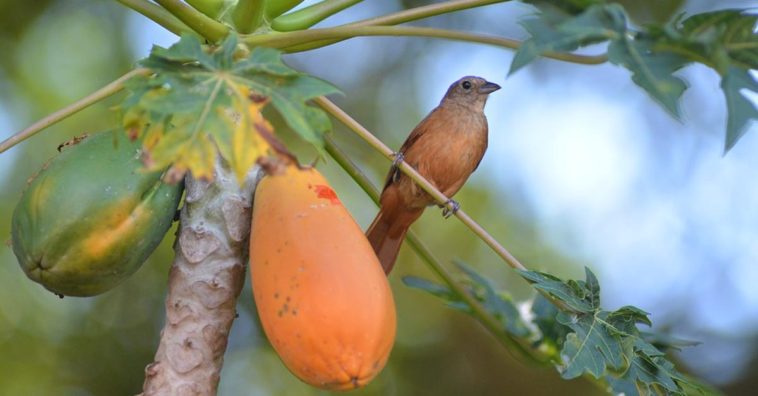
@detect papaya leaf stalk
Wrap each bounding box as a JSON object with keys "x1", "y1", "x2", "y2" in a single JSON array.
[
  {"x1": 155, "y1": 0, "x2": 230, "y2": 42},
  {"x1": 116, "y1": 0, "x2": 192, "y2": 35},
  {"x1": 271, "y1": 0, "x2": 363, "y2": 32},
  {"x1": 233, "y1": 0, "x2": 266, "y2": 34}
]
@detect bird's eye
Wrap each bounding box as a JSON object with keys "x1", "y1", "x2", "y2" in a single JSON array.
[{"x1": 461, "y1": 81, "x2": 472, "y2": 90}]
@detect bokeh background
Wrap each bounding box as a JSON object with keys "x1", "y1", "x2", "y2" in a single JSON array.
[{"x1": 1, "y1": 0, "x2": 757, "y2": 395}]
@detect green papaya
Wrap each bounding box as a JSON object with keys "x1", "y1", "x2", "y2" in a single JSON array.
[{"x1": 11, "y1": 130, "x2": 183, "y2": 297}]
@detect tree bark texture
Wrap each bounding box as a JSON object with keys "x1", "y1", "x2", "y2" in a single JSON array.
[{"x1": 141, "y1": 160, "x2": 260, "y2": 396}]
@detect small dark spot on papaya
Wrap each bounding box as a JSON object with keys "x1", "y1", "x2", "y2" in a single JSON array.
[
  {"x1": 274, "y1": 292, "x2": 279, "y2": 299},
  {"x1": 276, "y1": 248, "x2": 281, "y2": 253},
  {"x1": 277, "y1": 310, "x2": 284, "y2": 317},
  {"x1": 351, "y1": 377, "x2": 360, "y2": 388},
  {"x1": 249, "y1": 92, "x2": 267, "y2": 103},
  {"x1": 372, "y1": 360, "x2": 380, "y2": 369},
  {"x1": 285, "y1": 296, "x2": 291, "y2": 302},
  {"x1": 281, "y1": 303, "x2": 289, "y2": 313},
  {"x1": 292, "y1": 309, "x2": 298, "y2": 316}
]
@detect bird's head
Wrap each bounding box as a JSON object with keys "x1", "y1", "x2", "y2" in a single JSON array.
[{"x1": 441, "y1": 76, "x2": 501, "y2": 111}]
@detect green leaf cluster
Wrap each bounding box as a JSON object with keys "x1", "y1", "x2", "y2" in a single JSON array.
[
  {"x1": 513, "y1": 1, "x2": 757, "y2": 153},
  {"x1": 120, "y1": 34, "x2": 338, "y2": 181},
  {"x1": 404, "y1": 265, "x2": 712, "y2": 395},
  {"x1": 649, "y1": 10, "x2": 758, "y2": 152}
]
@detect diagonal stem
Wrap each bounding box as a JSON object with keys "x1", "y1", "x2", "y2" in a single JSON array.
[
  {"x1": 315, "y1": 97, "x2": 527, "y2": 272},
  {"x1": 316, "y1": 96, "x2": 576, "y2": 315},
  {"x1": 324, "y1": 135, "x2": 546, "y2": 364},
  {"x1": 0, "y1": 68, "x2": 150, "y2": 154}
]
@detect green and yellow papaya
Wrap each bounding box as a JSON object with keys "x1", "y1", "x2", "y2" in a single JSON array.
[{"x1": 11, "y1": 130, "x2": 183, "y2": 297}]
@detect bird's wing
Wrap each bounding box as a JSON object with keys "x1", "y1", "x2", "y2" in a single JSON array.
[
  {"x1": 470, "y1": 123, "x2": 488, "y2": 173},
  {"x1": 382, "y1": 107, "x2": 440, "y2": 191}
]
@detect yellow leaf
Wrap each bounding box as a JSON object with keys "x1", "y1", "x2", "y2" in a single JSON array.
[
  {"x1": 168, "y1": 133, "x2": 217, "y2": 182},
  {"x1": 216, "y1": 85, "x2": 275, "y2": 183},
  {"x1": 142, "y1": 122, "x2": 165, "y2": 152}
]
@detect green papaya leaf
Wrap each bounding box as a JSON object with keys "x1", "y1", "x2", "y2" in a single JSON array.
[
  {"x1": 721, "y1": 66, "x2": 758, "y2": 153},
  {"x1": 608, "y1": 36, "x2": 688, "y2": 117},
  {"x1": 120, "y1": 34, "x2": 339, "y2": 182}
]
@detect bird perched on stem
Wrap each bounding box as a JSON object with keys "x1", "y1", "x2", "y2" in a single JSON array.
[{"x1": 366, "y1": 76, "x2": 500, "y2": 274}]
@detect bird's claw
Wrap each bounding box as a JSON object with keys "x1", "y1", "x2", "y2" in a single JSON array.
[
  {"x1": 391, "y1": 152, "x2": 405, "y2": 167},
  {"x1": 441, "y1": 199, "x2": 460, "y2": 218}
]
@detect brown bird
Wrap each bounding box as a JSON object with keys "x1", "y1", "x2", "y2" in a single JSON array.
[{"x1": 366, "y1": 76, "x2": 500, "y2": 274}]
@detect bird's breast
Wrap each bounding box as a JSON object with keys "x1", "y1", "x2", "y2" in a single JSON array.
[{"x1": 406, "y1": 112, "x2": 488, "y2": 194}]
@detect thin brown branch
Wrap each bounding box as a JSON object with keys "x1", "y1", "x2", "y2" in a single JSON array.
[
  {"x1": 315, "y1": 97, "x2": 527, "y2": 272},
  {"x1": 0, "y1": 68, "x2": 150, "y2": 154}
]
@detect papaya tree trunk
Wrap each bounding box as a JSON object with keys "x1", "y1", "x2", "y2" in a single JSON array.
[{"x1": 141, "y1": 159, "x2": 260, "y2": 395}]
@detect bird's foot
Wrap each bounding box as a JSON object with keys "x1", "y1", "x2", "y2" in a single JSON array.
[
  {"x1": 391, "y1": 151, "x2": 405, "y2": 167},
  {"x1": 441, "y1": 199, "x2": 460, "y2": 218}
]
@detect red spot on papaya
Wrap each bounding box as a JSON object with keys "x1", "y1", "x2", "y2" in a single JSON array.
[{"x1": 313, "y1": 185, "x2": 341, "y2": 205}]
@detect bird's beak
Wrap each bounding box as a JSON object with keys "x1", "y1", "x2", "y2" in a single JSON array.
[{"x1": 479, "y1": 82, "x2": 501, "y2": 94}]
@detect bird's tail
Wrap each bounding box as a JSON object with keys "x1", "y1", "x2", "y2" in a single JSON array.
[{"x1": 366, "y1": 206, "x2": 424, "y2": 274}]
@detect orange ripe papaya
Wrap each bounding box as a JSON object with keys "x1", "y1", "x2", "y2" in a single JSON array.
[{"x1": 249, "y1": 165, "x2": 396, "y2": 391}]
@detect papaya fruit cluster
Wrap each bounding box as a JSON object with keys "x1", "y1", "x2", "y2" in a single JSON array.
[
  {"x1": 250, "y1": 165, "x2": 396, "y2": 391},
  {"x1": 11, "y1": 130, "x2": 395, "y2": 390}
]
